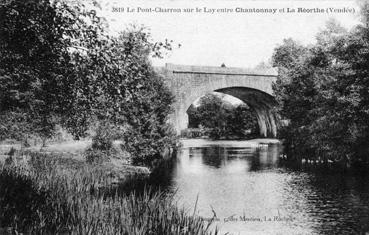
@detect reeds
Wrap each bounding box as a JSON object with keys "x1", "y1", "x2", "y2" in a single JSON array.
[{"x1": 0, "y1": 152, "x2": 219, "y2": 234}]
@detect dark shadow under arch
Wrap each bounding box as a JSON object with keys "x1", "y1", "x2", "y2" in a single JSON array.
[{"x1": 184, "y1": 87, "x2": 278, "y2": 137}]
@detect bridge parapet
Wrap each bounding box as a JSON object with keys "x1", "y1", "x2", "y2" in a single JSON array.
[{"x1": 164, "y1": 63, "x2": 278, "y2": 76}]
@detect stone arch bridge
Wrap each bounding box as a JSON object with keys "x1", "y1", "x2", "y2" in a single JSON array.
[{"x1": 157, "y1": 63, "x2": 279, "y2": 137}]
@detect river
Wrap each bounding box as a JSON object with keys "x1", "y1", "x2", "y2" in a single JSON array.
[{"x1": 148, "y1": 139, "x2": 369, "y2": 235}]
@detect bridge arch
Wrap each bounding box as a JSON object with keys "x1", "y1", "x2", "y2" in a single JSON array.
[
  {"x1": 158, "y1": 63, "x2": 279, "y2": 137},
  {"x1": 214, "y1": 87, "x2": 277, "y2": 137}
]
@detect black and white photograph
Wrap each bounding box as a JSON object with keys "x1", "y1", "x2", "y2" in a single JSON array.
[{"x1": 1, "y1": 0, "x2": 369, "y2": 234}]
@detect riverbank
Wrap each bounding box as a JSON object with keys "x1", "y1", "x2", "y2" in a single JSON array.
[
  {"x1": 0, "y1": 140, "x2": 151, "y2": 182},
  {"x1": 0, "y1": 140, "x2": 220, "y2": 234}
]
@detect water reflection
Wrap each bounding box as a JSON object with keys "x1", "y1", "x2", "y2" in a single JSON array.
[{"x1": 155, "y1": 140, "x2": 369, "y2": 235}]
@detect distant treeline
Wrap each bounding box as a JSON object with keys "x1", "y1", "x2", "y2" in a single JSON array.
[{"x1": 186, "y1": 93, "x2": 259, "y2": 139}]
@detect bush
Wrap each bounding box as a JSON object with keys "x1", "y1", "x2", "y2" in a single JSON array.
[
  {"x1": 84, "y1": 148, "x2": 112, "y2": 164},
  {"x1": 272, "y1": 20, "x2": 369, "y2": 165},
  {"x1": 91, "y1": 123, "x2": 114, "y2": 151},
  {"x1": 85, "y1": 122, "x2": 119, "y2": 163},
  {"x1": 122, "y1": 125, "x2": 176, "y2": 167},
  {"x1": 187, "y1": 94, "x2": 259, "y2": 140}
]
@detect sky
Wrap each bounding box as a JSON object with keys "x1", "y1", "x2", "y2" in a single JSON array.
[{"x1": 98, "y1": 0, "x2": 362, "y2": 68}]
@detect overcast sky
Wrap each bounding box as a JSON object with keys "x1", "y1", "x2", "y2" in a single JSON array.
[{"x1": 99, "y1": 0, "x2": 361, "y2": 68}]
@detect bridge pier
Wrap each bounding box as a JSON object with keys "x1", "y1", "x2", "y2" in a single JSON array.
[
  {"x1": 254, "y1": 108, "x2": 277, "y2": 137},
  {"x1": 171, "y1": 109, "x2": 188, "y2": 135}
]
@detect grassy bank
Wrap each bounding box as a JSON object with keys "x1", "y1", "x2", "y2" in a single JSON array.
[{"x1": 0, "y1": 151, "x2": 219, "y2": 235}]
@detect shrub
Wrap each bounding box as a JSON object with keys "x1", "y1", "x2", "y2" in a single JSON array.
[
  {"x1": 91, "y1": 123, "x2": 115, "y2": 151},
  {"x1": 84, "y1": 148, "x2": 112, "y2": 164}
]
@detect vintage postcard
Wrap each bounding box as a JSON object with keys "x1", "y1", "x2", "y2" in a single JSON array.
[{"x1": 0, "y1": 0, "x2": 368, "y2": 234}]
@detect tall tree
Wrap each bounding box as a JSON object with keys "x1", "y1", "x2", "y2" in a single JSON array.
[
  {"x1": 0, "y1": 0, "x2": 177, "y2": 166},
  {"x1": 0, "y1": 0, "x2": 104, "y2": 143},
  {"x1": 272, "y1": 18, "x2": 369, "y2": 166}
]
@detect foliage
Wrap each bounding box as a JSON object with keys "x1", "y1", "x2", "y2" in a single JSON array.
[
  {"x1": 0, "y1": 0, "x2": 85, "y2": 142},
  {"x1": 187, "y1": 93, "x2": 259, "y2": 139},
  {"x1": 228, "y1": 104, "x2": 259, "y2": 137},
  {"x1": 0, "y1": 153, "x2": 219, "y2": 234},
  {"x1": 272, "y1": 18, "x2": 369, "y2": 165},
  {"x1": 0, "y1": 111, "x2": 31, "y2": 142},
  {"x1": 67, "y1": 27, "x2": 177, "y2": 165},
  {"x1": 91, "y1": 123, "x2": 115, "y2": 151},
  {"x1": 109, "y1": 30, "x2": 176, "y2": 165},
  {"x1": 0, "y1": 0, "x2": 177, "y2": 165},
  {"x1": 84, "y1": 147, "x2": 110, "y2": 164}
]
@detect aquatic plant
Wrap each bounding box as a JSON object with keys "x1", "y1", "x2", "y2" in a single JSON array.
[{"x1": 0, "y1": 152, "x2": 219, "y2": 234}]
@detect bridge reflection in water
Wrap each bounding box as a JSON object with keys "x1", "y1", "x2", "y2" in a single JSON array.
[
  {"x1": 186, "y1": 144, "x2": 279, "y2": 170},
  {"x1": 153, "y1": 140, "x2": 369, "y2": 235}
]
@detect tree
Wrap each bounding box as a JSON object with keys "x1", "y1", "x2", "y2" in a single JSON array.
[
  {"x1": 188, "y1": 93, "x2": 259, "y2": 139},
  {"x1": 196, "y1": 93, "x2": 229, "y2": 139},
  {"x1": 272, "y1": 18, "x2": 369, "y2": 166},
  {"x1": 0, "y1": 0, "x2": 105, "y2": 144},
  {"x1": 0, "y1": 1, "x2": 177, "y2": 166},
  {"x1": 115, "y1": 32, "x2": 176, "y2": 165},
  {"x1": 227, "y1": 104, "x2": 259, "y2": 138},
  {"x1": 61, "y1": 25, "x2": 176, "y2": 165}
]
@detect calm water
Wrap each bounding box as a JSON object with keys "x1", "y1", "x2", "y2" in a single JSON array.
[{"x1": 150, "y1": 139, "x2": 369, "y2": 235}]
